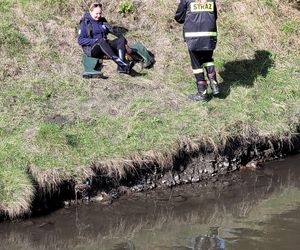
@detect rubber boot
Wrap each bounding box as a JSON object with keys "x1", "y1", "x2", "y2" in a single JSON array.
[
  {"x1": 113, "y1": 49, "x2": 134, "y2": 74},
  {"x1": 209, "y1": 79, "x2": 219, "y2": 95},
  {"x1": 82, "y1": 55, "x2": 106, "y2": 79},
  {"x1": 188, "y1": 81, "x2": 209, "y2": 102},
  {"x1": 208, "y1": 72, "x2": 219, "y2": 95},
  {"x1": 119, "y1": 49, "x2": 134, "y2": 74}
]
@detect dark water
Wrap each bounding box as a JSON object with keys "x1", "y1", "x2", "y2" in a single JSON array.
[{"x1": 0, "y1": 155, "x2": 300, "y2": 250}]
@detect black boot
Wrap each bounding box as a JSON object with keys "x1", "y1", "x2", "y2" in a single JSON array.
[
  {"x1": 207, "y1": 71, "x2": 219, "y2": 95},
  {"x1": 209, "y1": 78, "x2": 219, "y2": 95},
  {"x1": 112, "y1": 49, "x2": 134, "y2": 74},
  {"x1": 188, "y1": 81, "x2": 209, "y2": 102}
]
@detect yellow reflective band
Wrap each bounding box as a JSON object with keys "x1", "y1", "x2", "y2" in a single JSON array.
[
  {"x1": 193, "y1": 68, "x2": 204, "y2": 74},
  {"x1": 190, "y1": 2, "x2": 214, "y2": 12},
  {"x1": 203, "y1": 62, "x2": 215, "y2": 67},
  {"x1": 185, "y1": 32, "x2": 217, "y2": 38}
]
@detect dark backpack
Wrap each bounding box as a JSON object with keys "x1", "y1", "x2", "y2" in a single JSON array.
[
  {"x1": 75, "y1": 15, "x2": 93, "y2": 39},
  {"x1": 81, "y1": 17, "x2": 93, "y2": 38}
]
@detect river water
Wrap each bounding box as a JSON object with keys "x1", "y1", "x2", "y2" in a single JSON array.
[{"x1": 0, "y1": 154, "x2": 300, "y2": 250}]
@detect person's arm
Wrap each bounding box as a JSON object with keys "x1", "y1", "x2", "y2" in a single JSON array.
[
  {"x1": 77, "y1": 21, "x2": 98, "y2": 46},
  {"x1": 175, "y1": 0, "x2": 187, "y2": 24},
  {"x1": 101, "y1": 18, "x2": 124, "y2": 38},
  {"x1": 215, "y1": 1, "x2": 218, "y2": 20}
]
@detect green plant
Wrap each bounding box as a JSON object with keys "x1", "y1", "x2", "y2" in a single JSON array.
[
  {"x1": 117, "y1": 0, "x2": 135, "y2": 17},
  {"x1": 279, "y1": 21, "x2": 299, "y2": 34},
  {"x1": 0, "y1": 0, "x2": 12, "y2": 12},
  {"x1": 0, "y1": 20, "x2": 30, "y2": 54}
]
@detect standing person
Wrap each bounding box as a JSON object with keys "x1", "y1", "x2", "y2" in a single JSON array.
[
  {"x1": 175, "y1": 0, "x2": 219, "y2": 101},
  {"x1": 78, "y1": 2, "x2": 134, "y2": 75}
]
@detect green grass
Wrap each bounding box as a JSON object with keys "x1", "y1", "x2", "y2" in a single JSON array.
[
  {"x1": 0, "y1": 0, "x2": 299, "y2": 218},
  {"x1": 0, "y1": 20, "x2": 30, "y2": 55}
]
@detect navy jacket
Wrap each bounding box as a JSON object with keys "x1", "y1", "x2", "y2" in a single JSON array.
[
  {"x1": 77, "y1": 12, "x2": 112, "y2": 56},
  {"x1": 175, "y1": 0, "x2": 218, "y2": 51}
]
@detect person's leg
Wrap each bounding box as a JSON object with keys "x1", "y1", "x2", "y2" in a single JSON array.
[
  {"x1": 109, "y1": 37, "x2": 134, "y2": 73},
  {"x1": 108, "y1": 36, "x2": 127, "y2": 52},
  {"x1": 203, "y1": 50, "x2": 219, "y2": 95},
  {"x1": 94, "y1": 38, "x2": 133, "y2": 74},
  {"x1": 188, "y1": 50, "x2": 208, "y2": 102},
  {"x1": 91, "y1": 39, "x2": 115, "y2": 58}
]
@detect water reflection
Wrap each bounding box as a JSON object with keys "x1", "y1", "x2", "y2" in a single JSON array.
[{"x1": 0, "y1": 154, "x2": 300, "y2": 250}]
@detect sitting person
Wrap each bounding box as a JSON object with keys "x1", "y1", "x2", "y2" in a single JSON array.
[{"x1": 77, "y1": 2, "x2": 134, "y2": 76}]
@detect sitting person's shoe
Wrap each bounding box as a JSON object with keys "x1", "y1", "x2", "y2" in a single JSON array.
[
  {"x1": 188, "y1": 92, "x2": 209, "y2": 102},
  {"x1": 209, "y1": 79, "x2": 219, "y2": 95},
  {"x1": 117, "y1": 60, "x2": 135, "y2": 74}
]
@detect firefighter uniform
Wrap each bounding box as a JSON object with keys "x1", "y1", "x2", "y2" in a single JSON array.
[{"x1": 175, "y1": 0, "x2": 219, "y2": 101}]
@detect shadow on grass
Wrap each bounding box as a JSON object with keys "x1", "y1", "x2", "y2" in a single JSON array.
[
  {"x1": 130, "y1": 69, "x2": 148, "y2": 77},
  {"x1": 218, "y1": 50, "x2": 275, "y2": 99}
]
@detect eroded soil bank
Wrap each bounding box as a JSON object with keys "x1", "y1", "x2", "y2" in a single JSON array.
[
  {"x1": 1, "y1": 133, "x2": 300, "y2": 222},
  {"x1": 1, "y1": 153, "x2": 300, "y2": 250}
]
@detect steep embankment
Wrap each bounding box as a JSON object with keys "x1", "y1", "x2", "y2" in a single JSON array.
[{"x1": 0, "y1": 0, "x2": 299, "y2": 219}]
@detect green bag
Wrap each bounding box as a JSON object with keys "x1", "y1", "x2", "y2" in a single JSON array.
[{"x1": 130, "y1": 42, "x2": 155, "y2": 68}]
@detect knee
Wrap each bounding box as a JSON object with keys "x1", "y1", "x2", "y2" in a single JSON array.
[
  {"x1": 97, "y1": 38, "x2": 107, "y2": 46},
  {"x1": 118, "y1": 36, "x2": 127, "y2": 45}
]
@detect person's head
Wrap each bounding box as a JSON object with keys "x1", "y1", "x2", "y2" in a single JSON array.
[{"x1": 89, "y1": 2, "x2": 102, "y2": 21}]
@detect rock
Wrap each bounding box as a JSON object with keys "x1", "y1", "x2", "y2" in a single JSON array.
[
  {"x1": 174, "y1": 173, "x2": 181, "y2": 185},
  {"x1": 161, "y1": 179, "x2": 167, "y2": 185},
  {"x1": 92, "y1": 192, "x2": 112, "y2": 205},
  {"x1": 206, "y1": 165, "x2": 215, "y2": 174},
  {"x1": 231, "y1": 163, "x2": 238, "y2": 171},
  {"x1": 223, "y1": 161, "x2": 230, "y2": 168},
  {"x1": 132, "y1": 185, "x2": 144, "y2": 192},
  {"x1": 191, "y1": 176, "x2": 200, "y2": 183},
  {"x1": 181, "y1": 176, "x2": 191, "y2": 184},
  {"x1": 118, "y1": 186, "x2": 129, "y2": 195},
  {"x1": 245, "y1": 160, "x2": 263, "y2": 169},
  {"x1": 109, "y1": 189, "x2": 119, "y2": 199},
  {"x1": 63, "y1": 201, "x2": 71, "y2": 207}
]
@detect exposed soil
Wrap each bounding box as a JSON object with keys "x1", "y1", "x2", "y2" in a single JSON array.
[{"x1": 9, "y1": 132, "x2": 297, "y2": 222}]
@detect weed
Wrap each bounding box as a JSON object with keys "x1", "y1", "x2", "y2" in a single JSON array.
[
  {"x1": 0, "y1": 20, "x2": 30, "y2": 55},
  {"x1": 117, "y1": 0, "x2": 135, "y2": 17},
  {"x1": 41, "y1": 0, "x2": 70, "y2": 12},
  {"x1": 0, "y1": 0, "x2": 12, "y2": 12},
  {"x1": 280, "y1": 20, "x2": 299, "y2": 34}
]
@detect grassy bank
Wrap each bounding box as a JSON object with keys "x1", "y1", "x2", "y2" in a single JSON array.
[{"x1": 0, "y1": 0, "x2": 299, "y2": 218}]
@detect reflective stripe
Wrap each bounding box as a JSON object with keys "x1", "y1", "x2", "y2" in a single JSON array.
[
  {"x1": 185, "y1": 32, "x2": 217, "y2": 38},
  {"x1": 203, "y1": 62, "x2": 215, "y2": 67},
  {"x1": 190, "y1": 2, "x2": 214, "y2": 12},
  {"x1": 193, "y1": 68, "x2": 204, "y2": 74}
]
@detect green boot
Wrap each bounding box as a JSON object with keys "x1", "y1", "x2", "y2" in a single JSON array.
[{"x1": 82, "y1": 55, "x2": 106, "y2": 79}]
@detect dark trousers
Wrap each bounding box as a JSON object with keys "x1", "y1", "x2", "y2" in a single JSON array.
[
  {"x1": 188, "y1": 50, "x2": 216, "y2": 82},
  {"x1": 91, "y1": 36, "x2": 127, "y2": 59}
]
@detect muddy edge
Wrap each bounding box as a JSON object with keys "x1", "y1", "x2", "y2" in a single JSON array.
[{"x1": 1, "y1": 134, "x2": 300, "y2": 221}]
